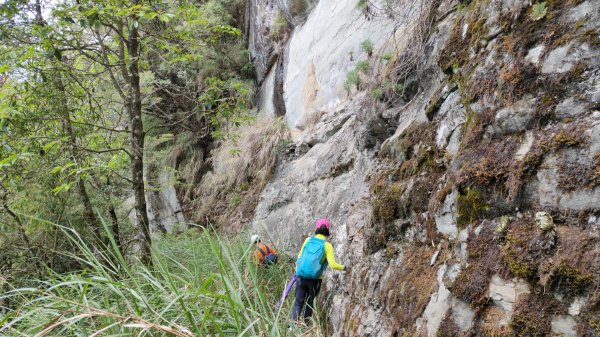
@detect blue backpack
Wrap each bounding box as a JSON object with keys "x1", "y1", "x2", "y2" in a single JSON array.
[{"x1": 296, "y1": 237, "x2": 328, "y2": 279}]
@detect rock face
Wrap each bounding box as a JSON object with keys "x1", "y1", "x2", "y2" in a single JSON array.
[
  {"x1": 246, "y1": 0, "x2": 600, "y2": 335},
  {"x1": 124, "y1": 165, "x2": 186, "y2": 234}
]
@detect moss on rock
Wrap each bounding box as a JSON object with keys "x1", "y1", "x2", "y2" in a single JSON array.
[
  {"x1": 456, "y1": 187, "x2": 489, "y2": 228},
  {"x1": 510, "y1": 292, "x2": 563, "y2": 337}
]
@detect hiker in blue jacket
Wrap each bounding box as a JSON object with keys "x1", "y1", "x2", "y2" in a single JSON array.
[{"x1": 291, "y1": 218, "x2": 347, "y2": 321}]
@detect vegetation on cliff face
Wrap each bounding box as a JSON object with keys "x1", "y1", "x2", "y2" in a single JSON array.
[{"x1": 358, "y1": 0, "x2": 599, "y2": 335}]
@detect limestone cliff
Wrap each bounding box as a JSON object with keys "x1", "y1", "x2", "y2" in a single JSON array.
[{"x1": 244, "y1": 0, "x2": 600, "y2": 336}]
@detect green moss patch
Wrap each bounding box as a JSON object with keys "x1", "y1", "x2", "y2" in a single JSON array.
[
  {"x1": 384, "y1": 245, "x2": 440, "y2": 335},
  {"x1": 540, "y1": 226, "x2": 600, "y2": 295},
  {"x1": 510, "y1": 292, "x2": 563, "y2": 337},
  {"x1": 456, "y1": 187, "x2": 489, "y2": 228},
  {"x1": 451, "y1": 221, "x2": 507, "y2": 308},
  {"x1": 502, "y1": 214, "x2": 555, "y2": 280}
]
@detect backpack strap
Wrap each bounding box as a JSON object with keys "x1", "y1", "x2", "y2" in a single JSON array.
[
  {"x1": 257, "y1": 245, "x2": 267, "y2": 257},
  {"x1": 265, "y1": 245, "x2": 271, "y2": 255}
]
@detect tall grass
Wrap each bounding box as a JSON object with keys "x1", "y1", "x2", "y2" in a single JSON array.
[{"x1": 0, "y1": 217, "x2": 327, "y2": 336}]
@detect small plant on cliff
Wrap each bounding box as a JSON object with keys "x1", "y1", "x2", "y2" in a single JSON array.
[
  {"x1": 344, "y1": 70, "x2": 361, "y2": 91},
  {"x1": 271, "y1": 12, "x2": 289, "y2": 40},
  {"x1": 361, "y1": 39, "x2": 374, "y2": 57},
  {"x1": 530, "y1": 2, "x2": 548, "y2": 21},
  {"x1": 356, "y1": 60, "x2": 370, "y2": 72},
  {"x1": 357, "y1": 0, "x2": 368, "y2": 11},
  {"x1": 371, "y1": 87, "x2": 383, "y2": 99}
]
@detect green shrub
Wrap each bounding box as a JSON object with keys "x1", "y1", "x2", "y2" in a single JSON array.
[
  {"x1": 361, "y1": 39, "x2": 374, "y2": 56},
  {"x1": 371, "y1": 87, "x2": 382, "y2": 99},
  {"x1": 356, "y1": 60, "x2": 370, "y2": 72},
  {"x1": 382, "y1": 53, "x2": 393, "y2": 61},
  {"x1": 344, "y1": 70, "x2": 361, "y2": 91}
]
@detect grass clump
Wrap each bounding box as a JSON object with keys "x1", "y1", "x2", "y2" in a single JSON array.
[
  {"x1": 0, "y1": 221, "x2": 298, "y2": 336},
  {"x1": 344, "y1": 69, "x2": 361, "y2": 91},
  {"x1": 502, "y1": 214, "x2": 555, "y2": 280},
  {"x1": 450, "y1": 222, "x2": 507, "y2": 308},
  {"x1": 356, "y1": 60, "x2": 370, "y2": 72},
  {"x1": 371, "y1": 87, "x2": 382, "y2": 99},
  {"x1": 361, "y1": 39, "x2": 374, "y2": 56}
]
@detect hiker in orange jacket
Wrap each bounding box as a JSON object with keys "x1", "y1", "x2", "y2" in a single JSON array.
[{"x1": 251, "y1": 234, "x2": 278, "y2": 265}]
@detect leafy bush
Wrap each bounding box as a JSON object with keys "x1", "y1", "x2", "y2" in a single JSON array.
[{"x1": 361, "y1": 39, "x2": 374, "y2": 56}]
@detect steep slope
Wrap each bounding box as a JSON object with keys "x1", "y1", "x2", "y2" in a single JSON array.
[{"x1": 246, "y1": 0, "x2": 600, "y2": 335}]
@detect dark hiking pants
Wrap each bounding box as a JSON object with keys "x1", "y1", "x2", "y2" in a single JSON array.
[{"x1": 291, "y1": 277, "x2": 322, "y2": 321}]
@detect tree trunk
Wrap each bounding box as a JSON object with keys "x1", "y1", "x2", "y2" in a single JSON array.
[
  {"x1": 54, "y1": 76, "x2": 103, "y2": 242},
  {"x1": 35, "y1": 0, "x2": 101, "y2": 243},
  {"x1": 106, "y1": 178, "x2": 122, "y2": 249},
  {"x1": 126, "y1": 13, "x2": 152, "y2": 265},
  {"x1": 1, "y1": 191, "x2": 42, "y2": 270}
]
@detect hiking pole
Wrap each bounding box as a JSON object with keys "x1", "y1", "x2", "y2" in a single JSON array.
[{"x1": 276, "y1": 274, "x2": 298, "y2": 309}]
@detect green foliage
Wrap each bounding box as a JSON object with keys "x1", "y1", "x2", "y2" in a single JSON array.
[
  {"x1": 357, "y1": 0, "x2": 368, "y2": 10},
  {"x1": 395, "y1": 82, "x2": 405, "y2": 95},
  {"x1": 0, "y1": 220, "x2": 300, "y2": 336},
  {"x1": 271, "y1": 11, "x2": 289, "y2": 40},
  {"x1": 0, "y1": 0, "x2": 258, "y2": 278},
  {"x1": 382, "y1": 53, "x2": 393, "y2": 61},
  {"x1": 456, "y1": 187, "x2": 488, "y2": 227},
  {"x1": 356, "y1": 60, "x2": 370, "y2": 72},
  {"x1": 361, "y1": 39, "x2": 374, "y2": 56},
  {"x1": 371, "y1": 87, "x2": 382, "y2": 99},
  {"x1": 344, "y1": 70, "x2": 361, "y2": 91},
  {"x1": 530, "y1": 2, "x2": 548, "y2": 21}
]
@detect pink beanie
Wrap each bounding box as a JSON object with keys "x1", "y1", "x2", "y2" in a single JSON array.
[{"x1": 315, "y1": 218, "x2": 331, "y2": 230}]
